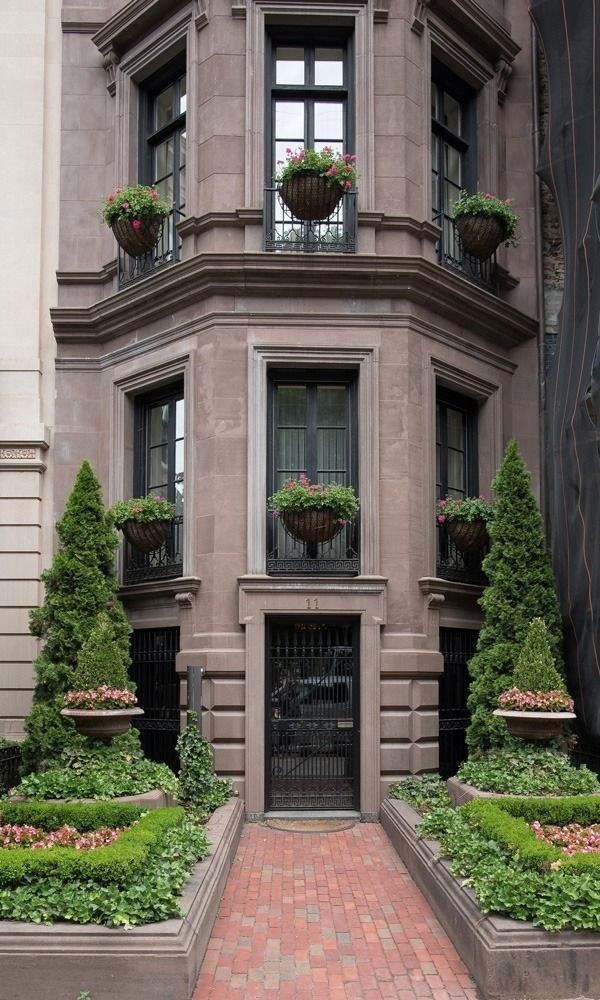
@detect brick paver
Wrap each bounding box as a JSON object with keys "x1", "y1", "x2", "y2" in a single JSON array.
[{"x1": 194, "y1": 822, "x2": 478, "y2": 999}]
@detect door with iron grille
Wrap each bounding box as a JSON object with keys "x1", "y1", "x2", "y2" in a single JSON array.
[
  {"x1": 130, "y1": 627, "x2": 180, "y2": 772},
  {"x1": 438, "y1": 627, "x2": 478, "y2": 779},
  {"x1": 267, "y1": 620, "x2": 359, "y2": 810}
]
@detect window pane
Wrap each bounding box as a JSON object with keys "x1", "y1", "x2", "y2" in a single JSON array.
[
  {"x1": 315, "y1": 48, "x2": 343, "y2": 86},
  {"x1": 277, "y1": 386, "x2": 307, "y2": 426},
  {"x1": 175, "y1": 399, "x2": 184, "y2": 440},
  {"x1": 314, "y1": 102, "x2": 343, "y2": 141},
  {"x1": 275, "y1": 101, "x2": 305, "y2": 141},
  {"x1": 149, "y1": 444, "x2": 168, "y2": 491},
  {"x1": 150, "y1": 404, "x2": 169, "y2": 446},
  {"x1": 444, "y1": 144, "x2": 461, "y2": 186},
  {"x1": 175, "y1": 439, "x2": 184, "y2": 478},
  {"x1": 276, "y1": 47, "x2": 305, "y2": 85},
  {"x1": 431, "y1": 82, "x2": 439, "y2": 120},
  {"x1": 443, "y1": 92, "x2": 461, "y2": 134},
  {"x1": 155, "y1": 85, "x2": 175, "y2": 130},
  {"x1": 317, "y1": 385, "x2": 346, "y2": 427},
  {"x1": 447, "y1": 448, "x2": 466, "y2": 494},
  {"x1": 179, "y1": 75, "x2": 187, "y2": 115},
  {"x1": 179, "y1": 131, "x2": 186, "y2": 167},
  {"x1": 156, "y1": 175, "x2": 174, "y2": 203},
  {"x1": 447, "y1": 407, "x2": 465, "y2": 450},
  {"x1": 154, "y1": 139, "x2": 174, "y2": 181}
]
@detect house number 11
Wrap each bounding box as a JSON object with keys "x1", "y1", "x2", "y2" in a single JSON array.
[{"x1": 305, "y1": 597, "x2": 319, "y2": 609}]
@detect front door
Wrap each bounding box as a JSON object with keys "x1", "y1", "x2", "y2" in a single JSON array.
[{"x1": 267, "y1": 620, "x2": 359, "y2": 810}]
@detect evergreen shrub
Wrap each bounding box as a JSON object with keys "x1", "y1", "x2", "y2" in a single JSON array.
[{"x1": 72, "y1": 612, "x2": 131, "y2": 692}]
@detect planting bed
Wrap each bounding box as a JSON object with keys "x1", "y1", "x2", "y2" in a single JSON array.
[
  {"x1": 381, "y1": 797, "x2": 600, "y2": 1000},
  {"x1": 0, "y1": 796, "x2": 244, "y2": 1000}
]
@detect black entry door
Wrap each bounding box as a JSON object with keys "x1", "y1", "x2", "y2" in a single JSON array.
[
  {"x1": 130, "y1": 627, "x2": 180, "y2": 772},
  {"x1": 438, "y1": 627, "x2": 478, "y2": 779},
  {"x1": 267, "y1": 620, "x2": 359, "y2": 810}
]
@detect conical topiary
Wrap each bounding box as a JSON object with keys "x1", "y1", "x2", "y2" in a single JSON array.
[
  {"x1": 23, "y1": 461, "x2": 131, "y2": 771},
  {"x1": 73, "y1": 612, "x2": 131, "y2": 692},
  {"x1": 466, "y1": 440, "x2": 564, "y2": 754},
  {"x1": 511, "y1": 618, "x2": 566, "y2": 693}
]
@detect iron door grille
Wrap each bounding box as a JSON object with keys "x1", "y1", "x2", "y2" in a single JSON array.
[
  {"x1": 130, "y1": 627, "x2": 180, "y2": 772},
  {"x1": 439, "y1": 627, "x2": 478, "y2": 779},
  {"x1": 267, "y1": 621, "x2": 359, "y2": 810}
]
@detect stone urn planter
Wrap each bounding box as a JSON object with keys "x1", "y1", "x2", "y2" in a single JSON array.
[
  {"x1": 279, "y1": 171, "x2": 343, "y2": 221},
  {"x1": 446, "y1": 516, "x2": 489, "y2": 553},
  {"x1": 493, "y1": 708, "x2": 576, "y2": 742},
  {"x1": 110, "y1": 215, "x2": 163, "y2": 257},
  {"x1": 60, "y1": 706, "x2": 144, "y2": 743},
  {"x1": 281, "y1": 508, "x2": 343, "y2": 544},
  {"x1": 121, "y1": 518, "x2": 171, "y2": 552},
  {"x1": 455, "y1": 214, "x2": 505, "y2": 260}
]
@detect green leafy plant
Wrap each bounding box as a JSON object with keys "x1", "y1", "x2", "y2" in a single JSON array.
[
  {"x1": 268, "y1": 474, "x2": 359, "y2": 523},
  {"x1": 101, "y1": 184, "x2": 170, "y2": 227},
  {"x1": 452, "y1": 190, "x2": 520, "y2": 246},
  {"x1": 457, "y1": 743, "x2": 599, "y2": 795},
  {"x1": 466, "y1": 440, "x2": 564, "y2": 754},
  {"x1": 498, "y1": 617, "x2": 573, "y2": 712},
  {"x1": 275, "y1": 147, "x2": 357, "y2": 191},
  {"x1": 176, "y1": 711, "x2": 231, "y2": 822},
  {"x1": 436, "y1": 495, "x2": 493, "y2": 525},
  {"x1": 388, "y1": 774, "x2": 449, "y2": 815},
  {"x1": 109, "y1": 493, "x2": 176, "y2": 528},
  {"x1": 24, "y1": 461, "x2": 132, "y2": 772}
]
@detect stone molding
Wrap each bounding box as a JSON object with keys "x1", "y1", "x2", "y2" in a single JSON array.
[
  {"x1": 119, "y1": 575, "x2": 201, "y2": 601},
  {"x1": 91, "y1": 0, "x2": 190, "y2": 57},
  {"x1": 50, "y1": 253, "x2": 538, "y2": 349},
  {"x1": 238, "y1": 575, "x2": 386, "y2": 816},
  {"x1": 0, "y1": 434, "x2": 50, "y2": 474},
  {"x1": 426, "y1": 0, "x2": 518, "y2": 66}
]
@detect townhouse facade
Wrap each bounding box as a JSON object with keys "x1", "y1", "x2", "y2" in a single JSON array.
[{"x1": 9, "y1": 0, "x2": 543, "y2": 816}]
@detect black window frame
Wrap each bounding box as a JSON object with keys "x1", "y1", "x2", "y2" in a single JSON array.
[
  {"x1": 266, "y1": 368, "x2": 359, "y2": 575},
  {"x1": 431, "y1": 60, "x2": 476, "y2": 227}
]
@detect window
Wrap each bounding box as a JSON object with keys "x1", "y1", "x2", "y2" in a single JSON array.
[
  {"x1": 267, "y1": 371, "x2": 359, "y2": 574},
  {"x1": 124, "y1": 383, "x2": 184, "y2": 583},
  {"x1": 431, "y1": 63, "x2": 475, "y2": 267},
  {"x1": 138, "y1": 61, "x2": 186, "y2": 267},
  {"x1": 265, "y1": 29, "x2": 356, "y2": 252},
  {"x1": 436, "y1": 388, "x2": 484, "y2": 582}
]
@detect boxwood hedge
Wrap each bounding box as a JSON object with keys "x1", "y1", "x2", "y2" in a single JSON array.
[
  {"x1": 462, "y1": 796, "x2": 600, "y2": 874},
  {"x1": 0, "y1": 804, "x2": 184, "y2": 885}
]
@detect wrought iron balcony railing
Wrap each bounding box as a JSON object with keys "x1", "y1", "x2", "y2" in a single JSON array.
[
  {"x1": 117, "y1": 212, "x2": 183, "y2": 289},
  {"x1": 123, "y1": 515, "x2": 183, "y2": 585},
  {"x1": 264, "y1": 188, "x2": 357, "y2": 254},
  {"x1": 267, "y1": 515, "x2": 359, "y2": 575},
  {"x1": 436, "y1": 522, "x2": 487, "y2": 586},
  {"x1": 434, "y1": 212, "x2": 498, "y2": 294}
]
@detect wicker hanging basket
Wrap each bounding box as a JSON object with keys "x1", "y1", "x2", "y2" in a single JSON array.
[
  {"x1": 455, "y1": 214, "x2": 505, "y2": 260},
  {"x1": 446, "y1": 516, "x2": 489, "y2": 553},
  {"x1": 122, "y1": 518, "x2": 171, "y2": 553},
  {"x1": 279, "y1": 171, "x2": 344, "y2": 222},
  {"x1": 110, "y1": 215, "x2": 162, "y2": 257},
  {"x1": 281, "y1": 509, "x2": 344, "y2": 544}
]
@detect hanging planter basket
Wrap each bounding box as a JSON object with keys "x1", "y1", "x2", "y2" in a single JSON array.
[
  {"x1": 110, "y1": 215, "x2": 162, "y2": 257},
  {"x1": 281, "y1": 509, "x2": 344, "y2": 545},
  {"x1": 60, "y1": 707, "x2": 144, "y2": 743},
  {"x1": 455, "y1": 214, "x2": 505, "y2": 260},
  {"x1": 446, "y1": 516, "x2": 489, "y2": 553},
  {"x1": 279, "y1": 171, "x2": 344, "y2": 222},
  {"x1": 493, "y1": 708, "x2": 576, "y2": 742},
  {"x1": 121, "y1": 519, "x2": 171, "y2": 553}
]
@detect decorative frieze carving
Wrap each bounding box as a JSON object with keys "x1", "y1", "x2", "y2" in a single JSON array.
[
  {"x1": 0, "y1": 448, "x2": 36, "y2": 461},
  {"x1": 102, "y1": 46, "x2": 120, "y2": 96},
  {"x1": 411, "y1": 0, "x2": 431, "y2": 35}
]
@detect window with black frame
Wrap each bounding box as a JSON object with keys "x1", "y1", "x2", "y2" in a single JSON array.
[
  {"x1": 436, "y1": 389, "x2": 484, "y2": 582},
  {"x1": 119, "y1": 61, "x2": 186, "y2": 285},
  {"x1": 267, "y1": 372, "x2": 359, "y2": 574},
  {"x1": 124, "y1": 384, "x2": 184, "y2": 583},
  {"x1": 265, "y1": 30, "x2": 356, "y2": 252},
  {"x1": 431, "y1": 65, "x2": 479, "y2": 276}
]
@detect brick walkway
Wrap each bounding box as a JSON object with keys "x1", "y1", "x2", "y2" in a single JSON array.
[{"x1": 194, "y1": 822, "x2": 478, "y2": 999}]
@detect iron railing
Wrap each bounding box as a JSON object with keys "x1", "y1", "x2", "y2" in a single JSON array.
[
  {"x1": 436, "y1": 522, "x2": 487, "y2": 585},
  {"x1": 439, "y1": 628, "x2": 478, "y2": 779},
  {"x1": 434, "y1": 212, "x2": 498, "y2": 294},
  {"x1": 267, "y1": 515, "x2": 359, "y2": 576},
  {"x1": 0, "y1": 743, "x2": 22, "y2": 792},
  {"x1": 123, "y1": 515, "x2": 183, "y2": 585},
  {"x1": 117, "y1": 212, "x2": 183, "y2": 289},
  {"x1": 130, "y1": 627, "x2": 180, "y2": 772},
  {"x1": 264, "y1": 188, "x2": 357, "y2": 253}
]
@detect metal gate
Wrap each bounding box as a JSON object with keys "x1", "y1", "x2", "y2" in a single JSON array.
[
  {"x1": 439, "y1": 628, "x2": 478, "y2": 779},
  {"x1": 267, "y1": 621, "x2": 359, "y2": 810},
  {"x1": 130, "y1": 627, "x2": 180, "y2": 772}
]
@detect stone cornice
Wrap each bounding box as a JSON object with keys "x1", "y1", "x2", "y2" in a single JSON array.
[
  {"x1": 50, "y1": 252, "x2": 537, "y2": 350},
  {"x1": 427, "y1": 0, "x2": 519, "y2": 65},
  {"x1": 91, "y1": 0, "x2": 190, "y2": 56},
  {"x1": 418, "y1": 576, "x2": 484, "y2": 600}
]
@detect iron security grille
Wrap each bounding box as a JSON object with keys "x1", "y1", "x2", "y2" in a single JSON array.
[
  {"x1": 267, "y1": 621, "x2": 359, "y2": 810},
  {"x1": 0, "y1": 744, "x2": 22, "y2": 793},
  {"x1": 130, "y1": 627, "x2": 180, "y2": 772},
  {"x1": 265, "y1": 188, "x2": 357, "y2": 253},
  {"x1": 439, "y1": 627, "x2": 478, "y2": 779}
]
